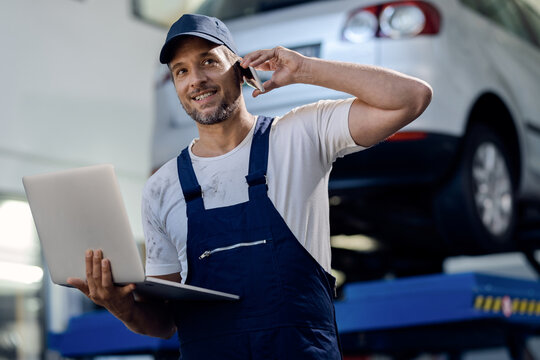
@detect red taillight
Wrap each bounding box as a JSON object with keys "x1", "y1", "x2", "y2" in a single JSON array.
[
  {"x1": 387, "y1": 131, "x2": 428, "y2": 141},
  {"x1": 342, "y1": 1, "x2": 441, "y2": 42}
]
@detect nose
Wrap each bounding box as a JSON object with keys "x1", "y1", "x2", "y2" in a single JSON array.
[{"x1": 188, "y1": 66, "x2": 208, "y2": 89}]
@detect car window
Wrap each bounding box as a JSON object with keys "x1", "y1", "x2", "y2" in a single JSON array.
[
  {"x1": 516, "y1": 0, "x2": 540, "y2": 45},
  {"x1": 196, "y1": 0, "x2": 323, "y2": 20},
  {"x1": 460, "y1": 0, "x2": 535, "y2": 45},
  {"x1": 133, "y1": 0, "x2": 325, "y2": 27}
]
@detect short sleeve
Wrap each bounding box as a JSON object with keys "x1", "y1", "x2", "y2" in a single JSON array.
[
  {"x1": 314, "y1": 98, "x2": 366, "y2": 164},
  {"x1": 141, "y1": 177, "x2": 182, "y2": 276},
  {"x1": 284, "y1": 98, "x2": 364, "y2": 167}
]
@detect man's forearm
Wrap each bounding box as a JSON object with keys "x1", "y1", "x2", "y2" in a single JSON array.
[
  {"x1": 297, "y1": 56, "x2": 432, "y2": 146},
  {"x1": 297, "y1": 57, "x2": 431, "y2": 115},
  {"x1": 115, "y1": 300, "x2": 176, "y2": 339}
]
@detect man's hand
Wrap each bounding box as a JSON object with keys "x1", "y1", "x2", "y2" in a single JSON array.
[
  {"x1": 66, "y1": 249, "x2": 177, "y2": 338},
  {"x1": 241, "y1": 46, "x2": 308, "y2": 97},
  {"x1": 67, "y1": 249, "x2": 136, "y2": 320}
]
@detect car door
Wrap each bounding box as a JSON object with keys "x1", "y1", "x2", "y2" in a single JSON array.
[
  {"x1": 513, "y1": 0, "x2": 540, "y2": 177},
  {"x1": 462, "y1": 0, "x2": 540, "y2": 178}
]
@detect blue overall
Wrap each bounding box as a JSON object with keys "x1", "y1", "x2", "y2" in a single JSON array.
[{"x1": 173, "y1": 116, "x2": 342, "y2": 359}]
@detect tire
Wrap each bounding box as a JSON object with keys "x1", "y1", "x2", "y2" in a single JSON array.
[{"x1": 433, "y1": 123, "x2": 517, "y2": 254}]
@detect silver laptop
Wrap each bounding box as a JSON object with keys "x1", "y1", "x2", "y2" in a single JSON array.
[{"x1": 22, "y1": 164, "x2": 239, "y2": 301}]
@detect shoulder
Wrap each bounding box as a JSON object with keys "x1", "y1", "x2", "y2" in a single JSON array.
[
  {"x1": 270, "y1": 97, "x2": 361, "y2": 165},
  {"x1": 275, "y1": 98, "x2": 355, "y2": 124},
  {"x1": 271, "y1": 98, "x2": 355, "y2": 138}
]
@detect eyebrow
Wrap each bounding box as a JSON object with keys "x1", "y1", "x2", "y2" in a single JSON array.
[{"x1": 169, "y1": 50, "x2": 219, "y2": 72}]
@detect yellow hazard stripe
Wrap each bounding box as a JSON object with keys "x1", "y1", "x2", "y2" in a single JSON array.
[
  {"x1": 513, "y1": 299, "x2": 520, "y2": 312},
  {"x1": 474, "y1": 295, "x2": 484, "y2": 310},
  {"x1": 483, "y1": 296, "x2": 493, "y2": 312},
  {"x1": 473, "y1": 295, "x2": 540, "y2": 316},
  {"x1": 520, "y1": 299, "x2": 528, "y2": 314},
  {"x1": 528, "y1": 301, "x2": 536, "y2": 315},
  {"x1": 493, "y1": 297, "x2": 502, "y2": 313}
]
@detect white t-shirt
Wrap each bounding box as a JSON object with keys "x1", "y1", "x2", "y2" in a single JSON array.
[{"x1": 142, "y1": 98, "x2": 363, "y2": 282}]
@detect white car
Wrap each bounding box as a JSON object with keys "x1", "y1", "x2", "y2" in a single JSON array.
[{"x1": 148, "y1": 0, "x2": 540, "y2": 258}]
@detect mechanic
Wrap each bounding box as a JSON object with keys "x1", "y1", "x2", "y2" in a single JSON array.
[{"x1": 68, "y1": 13, "x2": 432, "y2": 359}]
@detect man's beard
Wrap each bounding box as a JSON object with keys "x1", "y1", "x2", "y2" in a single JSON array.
[{"x1": 182, "y1": 96, "x2": 240, "y2": 125}]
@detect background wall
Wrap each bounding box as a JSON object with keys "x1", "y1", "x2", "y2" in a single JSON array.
[
  {"x1": 0, "y1": 0, "x2": 165, "y2": 239},
  {"x1": 0, "y1": 2, "x2": 167, "y2": 357}
]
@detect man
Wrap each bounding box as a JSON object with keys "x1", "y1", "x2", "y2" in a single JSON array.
[{"x1": 69, "y1": 13, "x2": 432, "y2": 359}]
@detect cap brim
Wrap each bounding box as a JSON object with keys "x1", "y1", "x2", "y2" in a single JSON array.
[{"x1": 159, "y1": 31, "x2": 226, "y2": 64}]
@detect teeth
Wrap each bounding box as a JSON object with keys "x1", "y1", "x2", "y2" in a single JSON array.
[{"x1": 194, "y1": 91, "x2": 215, "y2": 101}]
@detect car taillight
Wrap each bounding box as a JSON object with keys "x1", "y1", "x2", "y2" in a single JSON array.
[
  {"x1": 387, "y1": 131, "x2": 428, "y2": 141},
  {"x1": 342, "y1": 1, "x2": 441, "y2": 43}
]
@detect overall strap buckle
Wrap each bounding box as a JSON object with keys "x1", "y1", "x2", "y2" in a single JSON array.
[
  {"x1": 246, "y1": 173, "x2": 267, "y2": 187},
  {"x1": 184, "y1": 185, "x2": 203, "y2": 202}
]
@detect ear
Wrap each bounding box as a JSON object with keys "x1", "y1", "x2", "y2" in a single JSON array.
[{"x1": 233, "y1": 61, "x2": 245, "y2": 86}]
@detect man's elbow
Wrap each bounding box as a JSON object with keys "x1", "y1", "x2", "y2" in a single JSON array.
[
  {"x1": 393, "y1": 80, "x2": 433, "y2": 130},
  {"x1": 381, "y1": 82, "x2": 432, "y2": 145}
]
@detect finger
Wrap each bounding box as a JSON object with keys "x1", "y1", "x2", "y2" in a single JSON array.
[
  {"x1": 119, "y1": 283, "x2": 136, "y2": 297},
  {"x1": 92, "y1": 249, "x2": 103, "y2": 285},
  {"x1": 254, "y1": 61, "x2": 274, "y2": 72},
  {"x1": 252, "y1": 88, "x2": 268, "y2": 98},
  {"x1": 242, "y1": 49, "x2": 274, "y2": 68},
  {"x1": 241, "y1": 50, "x2": 265, "y2": 67},
  {"x1": 263, "y1": 79, "x2": 279, "y2": 92},
  {"x1": 101, "y1": 258, "x2": 135, "y2": 297},
  {"x1": 85, "y1": 249, "x2": 95, "y2": 289},
  {"x1": 67, "y1": 277, "x2": 90, "y2": 296},
  {"x1": 101, "y1": 258, "x2": 114, "y2": 289},
  {"x1": 253, "y1": 79, "x2": 278, "y2": 98},
  {"x1": 249, "y1": 51, "x2": 276, "y2": 68}
]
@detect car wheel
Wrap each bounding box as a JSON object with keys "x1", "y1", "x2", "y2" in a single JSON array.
[{"x1": 434, "y1": 123, "x2": 517, "y2": 253}]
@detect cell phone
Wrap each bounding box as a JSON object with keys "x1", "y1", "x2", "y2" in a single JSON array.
[{"x1": 237, "y1": 62, "x2": 265, "y2": 92}]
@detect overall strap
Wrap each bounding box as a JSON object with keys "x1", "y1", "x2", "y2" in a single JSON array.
[
  {"x1": 246, "y1": 116, "x2": 274, "y2": 199},
  {"x1": 177, "y1": 147, "x2": 204, "y2": 215}
]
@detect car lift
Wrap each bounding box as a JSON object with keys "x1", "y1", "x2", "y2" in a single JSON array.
[
  {"x1": 335, "y1": 272, "x2": 540, "y2": 359},
  {"x1": 50, "y1": 272, "x2": 540, "y2": 359}
]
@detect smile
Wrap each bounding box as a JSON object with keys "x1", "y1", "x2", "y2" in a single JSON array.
[{"x1": 193, "y1": 90, "x2": 217, "y2": 101}]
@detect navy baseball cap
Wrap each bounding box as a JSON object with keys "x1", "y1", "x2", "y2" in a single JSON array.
[{"x1": 159, "y1": 14, "x2": 239, "y2": 64}]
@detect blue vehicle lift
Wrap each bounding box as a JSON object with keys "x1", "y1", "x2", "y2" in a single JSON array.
[
  {"x1": 335, "y1": 272, "x2": 540, "y2": 359},
  {"x1": 50, "y1": 272, "x2": 540, "y2": 359}
]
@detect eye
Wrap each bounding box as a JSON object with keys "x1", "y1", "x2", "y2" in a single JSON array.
[
  {"x1": 175, "y1": 68, "x2": 187, "y2": 78},
  {"x1": 203, "y1": 58, "x2": 216, "y2": 66}
]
